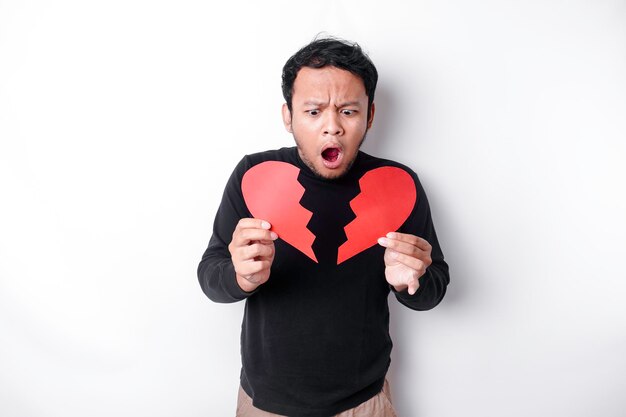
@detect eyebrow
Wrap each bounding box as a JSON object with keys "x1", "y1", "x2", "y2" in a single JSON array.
[{"x1": 303, "y1": 100, "x2": 363, "y2": 108}]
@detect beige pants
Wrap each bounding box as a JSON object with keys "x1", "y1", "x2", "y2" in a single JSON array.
[{"x1": 236, "y1": 380, "x2": 398, "y2": 417}]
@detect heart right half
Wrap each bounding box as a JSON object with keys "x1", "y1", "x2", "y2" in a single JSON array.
[{"x1": 337, "y1": 166, "x2": 417, "y2": 264}]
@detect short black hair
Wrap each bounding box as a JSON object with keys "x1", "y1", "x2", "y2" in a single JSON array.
[{"x1": 281, "y1": 37, "x2": 378, "y2": 121}]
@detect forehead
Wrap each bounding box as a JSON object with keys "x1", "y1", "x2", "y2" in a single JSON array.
[{"x1": 292, "y1": 66, "x2": 367, "y2": 102}]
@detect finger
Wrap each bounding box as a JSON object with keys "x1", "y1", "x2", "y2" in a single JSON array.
[
  {"x1": 235, "y1": 218, "x2": 272, "y2": 231},
  {"x1": 385, "y1": 232, "x2": 432, "y2": 251},
  {"x1": 233, "y1": 228, "x2": 278, "y2": 246},
  {"x1": 388, "y1": 250, "x2": 428, "y2": 276},
  {"x1": 378, "y1": 237, "x2": 430, "y2": 261},
  {"x1": 243, "y1": 242, "x2": 275, "y2": 260},
  {"x1": 232, "y1": 242, "x2": 274, "y2": 264},
  {"x1": 407, "y1": 277, "x2": 420, "y2": 295},
  {"x1": 236, "y1": 259, "x2": 272, "y2": 279}
]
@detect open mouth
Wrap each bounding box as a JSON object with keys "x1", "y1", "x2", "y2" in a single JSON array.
[
  {"x1": 322, "y1": 147, "x2": 341, "y2": 163},
  {"x1": 320, "y1": 144, "x2": 344, "y2": 170}
]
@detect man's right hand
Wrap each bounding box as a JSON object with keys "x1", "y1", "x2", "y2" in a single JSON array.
[{"x1": 228, "y1": 218, "x2": 277, "y2": 293}]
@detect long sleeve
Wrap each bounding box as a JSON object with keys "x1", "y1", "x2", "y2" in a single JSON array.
[
  {"x1": 393, "y1": 174, "x2": 450, "y2": 311},
  {"x1": 197, "y1": 156, "x2": 255, "y2": 303},
  {"x1": 196, "y1": 148, "x2": 450, "y2": 415}
]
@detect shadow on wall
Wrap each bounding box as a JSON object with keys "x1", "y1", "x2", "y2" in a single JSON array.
[
  {"x1": 365, "y1": 80, "x2": 469, "y2": 309},
  {"x1": 362, "y1": 83, "x2": 406, "y2": 158},
  {"x1": 365, "y1": 81, "x2": 469, "y2": 416}
]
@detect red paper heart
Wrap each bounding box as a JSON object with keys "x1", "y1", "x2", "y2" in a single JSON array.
[
  {"x1": 241, "y1": 161, "x2": 318, "y2": 262},
  {"x1": 337, "y1": 167, "x2": 416, "y2": 264},
  {"x1": 241, "y1": 161, "x2": 416, "y2": 265}
]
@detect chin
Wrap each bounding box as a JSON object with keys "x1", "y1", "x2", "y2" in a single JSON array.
[
  {"x1": 314, "y1": 156, "x2": 357, "y2": 179},
  {"x1": 318, "y1": 168, "x2": 348, "y2": 179},
  {"x1": 295, "y1": 136, "x2": 364, "y2": 180}
]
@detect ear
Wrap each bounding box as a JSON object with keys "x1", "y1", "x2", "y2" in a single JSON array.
[
  {"x1": 282, "y1": 103, "x2": 293, "y2": 133},
  {"x1": 367, "y1": 102, "x2": 376, "y2": 129}
]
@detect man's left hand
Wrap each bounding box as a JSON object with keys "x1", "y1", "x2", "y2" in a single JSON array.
[{"x1": 378, "y1": 232, "x2": 432, "y2": 295}]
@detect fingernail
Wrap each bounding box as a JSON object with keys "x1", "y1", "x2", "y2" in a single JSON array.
[
  {"x1": 270, "y1": 232, "x2": 278, "y2": 240},
  {"x1": 386, "y1": 232, "x2": 395, "y2": 239},
  {"x1": 390, "y1": 250, "x2": 398, "y2": 259},
  {"x1": 261, "y1": 221, "x2": 271, "y2": 229},
  {"x1": 378, "y1": 237, "x2": 388, "y2": 246}
]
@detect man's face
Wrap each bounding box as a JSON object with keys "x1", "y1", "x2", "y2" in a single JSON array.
[{"x1": 282, "y1": 66, "x2": 375, "y2": 179}]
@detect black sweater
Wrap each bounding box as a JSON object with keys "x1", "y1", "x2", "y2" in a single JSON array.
[{"x1": 198, "y1": 147, "x2": 449, "y2": 416}]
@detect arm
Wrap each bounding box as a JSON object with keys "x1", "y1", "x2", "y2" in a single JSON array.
[
  {"x1": 378, "y1": 175, "x2": 450, "y2": 311},
  {"x1": 198, "y1": 228, "x2": 251, "y2": 303},
  {"x1": 197, "y1": 157, "x2": 276, "y2": 303}
]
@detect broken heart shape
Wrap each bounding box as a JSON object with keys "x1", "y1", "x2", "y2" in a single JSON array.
[
  {"x1": 337, "y1": 166, "x2": 417, "y2": 264},
  {"x1": 241, "y1": 161, "x2": 417, "y2": 265},
  {"x1": 241, "y1": 161, "x2": 318, "y2": 262}
]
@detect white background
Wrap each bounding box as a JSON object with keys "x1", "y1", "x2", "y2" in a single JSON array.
[{"x1": 1, "y1": 1, "x2": 625, "y2": 416}]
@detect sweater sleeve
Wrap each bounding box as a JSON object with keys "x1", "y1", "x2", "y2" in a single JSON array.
[
  {"x1": 197, "y1": 156, "x2": 257, "y2": 303},
  {"x1": 392, "y1": 173, "x2": 450, "y2": 311}
]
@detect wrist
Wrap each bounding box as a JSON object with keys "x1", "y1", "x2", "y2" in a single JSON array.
[
  {"x1": 391, "y1": 283, "x2": 408, "y2": 293},
  {"x1": 236, "y1": 274, "x2": 260, "y2": 293}
]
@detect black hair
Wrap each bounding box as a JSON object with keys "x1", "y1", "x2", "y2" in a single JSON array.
[{"x1": 281, "y1": 36, "x2": 378, "y2": 121}]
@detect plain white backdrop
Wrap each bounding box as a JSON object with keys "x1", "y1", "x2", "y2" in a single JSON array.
[{"x1": 1, "y1": 0, "x2": 625, "y2": 416}]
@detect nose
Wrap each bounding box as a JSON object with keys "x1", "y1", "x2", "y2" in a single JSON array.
[{"x1": 323, "y1": 112, "x2": 343, "y2": 136}]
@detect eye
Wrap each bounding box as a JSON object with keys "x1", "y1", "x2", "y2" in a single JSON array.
[
  {"x1": 306, "y1": 109, "x2": 320, "y2": 116},
  {"x1": 341, "y1": 109, "x2": 357, "y2": 116}
]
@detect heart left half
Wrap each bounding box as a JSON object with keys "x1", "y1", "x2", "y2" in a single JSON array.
[{"x1": 241, "y1": 161, "x2": 318, "y2": 263}]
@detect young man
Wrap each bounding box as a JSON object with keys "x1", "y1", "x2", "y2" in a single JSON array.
[{"x1": 198, "y1": 37, "x2": 449, "y2": 417}]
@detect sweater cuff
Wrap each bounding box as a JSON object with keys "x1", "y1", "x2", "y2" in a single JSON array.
[{"x1": 222, "y1": 261, "x2": 259, "y2": 300}]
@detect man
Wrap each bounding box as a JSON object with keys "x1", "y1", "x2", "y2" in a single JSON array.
[{"x1": 198, "y1": 37, "x2": 449, "y2": 417}]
